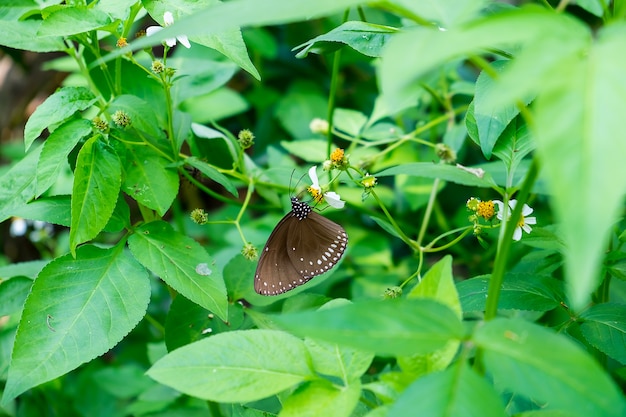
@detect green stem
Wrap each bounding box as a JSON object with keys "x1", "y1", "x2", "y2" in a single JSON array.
[
  {"x1": 416, "y1": 177, "x2": 440, "y2": 246},
  {"x1": 484, "y1": 157, "x2": 540, "y2": 321},
  {"x1": 369, "y1": 189, "x2": 417, "y2": 250},
  {"x1": 326, "y1": 11, "x2": 347, "y2": 159},
  {"x1": 179, "y1": 168, "x2": 240, "y2": 206}
]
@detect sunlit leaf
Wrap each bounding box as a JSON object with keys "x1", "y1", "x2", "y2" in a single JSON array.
[
  {"x1": 147, "y1": 330, "x2": 315, "y2": 402},
  {"x1": 475, "y1": 318, "x2": 626, "y2": 417},
  {"x1": 273, "y1": 298, "x2": 464, "y2": 356},
  {"x1": 128, "y1": 221, "x2": 228, "y2": 321}
]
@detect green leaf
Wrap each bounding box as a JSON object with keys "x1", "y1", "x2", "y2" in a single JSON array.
[
  {"x1": 333, "y1": 108, "x2": 368, "y2": 137},
  {"x1": 407, "y1": 255, "x2": 461, "y2": 317},
  {"x1": 91, "y1": 363, "x2": 154, "y2": 398},
  {"x1": 37, "y1": 6, "x2": 114, "y2": 36},
  {"x1": 69, "y1": 136, "x2": 122, "y2": 255},
  {"x1": 293, "y1": 21, "x2": 397, "y2": 58},
  {"x1": 126, "y1": 0, "x2": 368, "y2": 54},
  {"x1": 469, "y1": 60, "x2": 521, "y2": 159},
  {"x1": 275, "y1": 82, "x2": 328, "y2": 140},
  {"x1": 474, "y1": 318, "x2": 626, "y2": 417},
  {"x1": 36, "y1": 118, "x2": 93, "y2": 196},
  {"x1": 580, "y1": 303, "x2": 626, "y2": 365},
  {"x1": 376, "y1": 162, "x2": 497, "y2": 188},
  {"x1": 143, "y1": 0, "x2": 260, "y2": 80},
  {"x1": 457, "y1": 273, "x2": 564, "y2": 313},
  {"x1": 490, "y1": 118, "x2": 535, "y2": 177},
  {"x1": 222, "y1": 254, "x2": 257, "y2": 301},
  {"x1": 24, "y1": 86, "x2": 96, "y2": 151},
  {"x1": 164, "y1": 295, "x2": 244, "y2": 352},
  {"x1": 0, "y1": 20, "x2": 64, "y2": 52},
  {"x1": 302, "y1": 299, "x2": 374, "y2": 382},
  {"x1": 109, "y1": 95, "x2": 163, "y2": 138},
  {"x1": 119, "y1": 143, "x2": 179, "y2": 216},
  {"x1": 103, "y1": 194, "x2": 131, "y2": 233},
  {"x1": 0, "y1": 260, "x2": 48, "y2": 281},
  {"x1": 0, "y1": 277, "x2": 32, "y2": 316},
  {"x1": 147, "y1": 329, "x2": 315, "y2": 402},
  {"x1": 14, "y1": 195, "x2": 71, "y2": 227},
  {"x1": 305, "y1": 338, "x2": 373, "y2": 383},
  {"x1": 280, "y1": 380, "x2": 361, "y2": 417},
  {"x1": 180, "y1": 87, "x2": 249, "y2": 122},
  {"x1": 185, "y1": 156, "x2": 238, "y2": 197},
  {"x1": 280, "y1": 139, "x2": 328, "y2": 163},
  {"x1": 524, "y1": 26, "x2": 626, "y2": 309},
  {"x1": 392, "y1": 0, "x2": 486, "y2": 27},
  {"x1": 169, "y1": 57, "x2": 237, "y2": 106},
  {"x1": 379, "y1": 7, "x2": 586, "y2": 113},
  {"x1": 0, "y1": 145, "x2": 41, "y2": 223},
  {"x1": 127, "y1": 221, "x2": 228, "y2": 321},
  {"x1": 389, "y1": 362, "x2": 506, "y2": 417},
  {"x1": 273, "y1": 299, "x2": 464, "y2": 356},
  {"x1": 399, "y1": 256, "x2": 461, "y2": 375},
  {"x1": 1, "y1": 245, "x2": 150, "y2": 404}
]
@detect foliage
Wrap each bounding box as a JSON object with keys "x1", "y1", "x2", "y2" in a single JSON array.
[{"x1": 1, "y1": 0, "x2": 626, "y2": 416}]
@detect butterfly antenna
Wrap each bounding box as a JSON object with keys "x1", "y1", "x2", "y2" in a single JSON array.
[{"x1": 292, "y1": 170, "x2": 309, "y2": 198}]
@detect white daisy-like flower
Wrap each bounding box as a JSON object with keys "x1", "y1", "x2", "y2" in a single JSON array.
[
  {"x1": 308, "y1": 166, "x2": 345, "y2": 209},
  {"x1": 146, "y1": 11, "x2": 191, "y2": 48},
  {"x1": 495, "y1": 199, "x2": 537, "y2": 241}
]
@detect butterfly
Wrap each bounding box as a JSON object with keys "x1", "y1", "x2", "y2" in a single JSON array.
[{"x1": 254, "y1": 196, "x2": 348, "y2": 295}]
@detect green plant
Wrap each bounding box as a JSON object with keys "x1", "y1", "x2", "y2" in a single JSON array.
[{"x1": 1, "y1": 0, "x2": 626, "y2": 416}]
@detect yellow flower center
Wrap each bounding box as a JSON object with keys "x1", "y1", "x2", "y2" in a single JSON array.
[
  {"x1": 477, "y1": 200, "x2": 495, "y2": 220},
  {"x1": 362, "y1": 175, "x2": 377, "y2": 188},
  {"x1": 330, "y1": 148, "x2": 345, "y2": 163},
  {"x1": 517, "y1": 216, "x2": 526, "y2": 228},
  {"x1": 116, "y1": 37, "x2": 128, "y2": 48},
  {"x1": 308, "y1": 186, "x2": 324, "y2": 203}
]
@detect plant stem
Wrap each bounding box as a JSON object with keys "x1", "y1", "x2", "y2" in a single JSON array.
[{"x1": 484, "y1": 157, "x2": 540, "y2": 321}]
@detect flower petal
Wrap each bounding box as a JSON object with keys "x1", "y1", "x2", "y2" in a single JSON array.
[
  {"x1": 494, "y1": 200, "x2": 504, "y2": 220},
  {"x1": 521, "y1": 204, "x2": 534, "y2": 216},
  {"x1": 324, "y1": 192, "x2": 345, "y2": 209},
  {"x1": 145, "y1": 25, "x2": 162, "y2": 37},
  {"x1": 165, "y1": 37, "x2": 177, "y2": 47},
  {"x1": 164, "y1": 11, "x2": 174, "y2": 26},
  {"x1": 521, "y1": 224, "x2": 533, "y2": 234},
  {"x1": 308, "y1": 166, "x2": 320, "y2": 190},
  {"x1": 512, "y1": 227, "x2": 522, "y2": 241},
  {"x1": 525, "y1": 216, "x2": 537, "y2": 225},
  {"x1": 177, "y1": 35, "x2": 191, "y2": 48}
]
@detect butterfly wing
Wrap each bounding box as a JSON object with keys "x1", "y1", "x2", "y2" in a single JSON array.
[
  {"x1": 255, "y1": 201, "x2": 348, "y2": 296},
  {"x1": 286, "y1": 211, "x2": 348, "y2": 281},
  {"x1": 254, "y1": 213, "x2": 307, "y2": 295}
]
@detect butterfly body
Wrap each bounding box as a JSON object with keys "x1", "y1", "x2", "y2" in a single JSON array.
[{"x1": 255, "y1": 197, "x2": 348, "y2": 296}]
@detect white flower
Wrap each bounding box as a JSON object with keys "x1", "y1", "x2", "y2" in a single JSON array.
[
  {"x1": 309, "y1": 118, "x2": 329, "y2": 134},
  {"x1": 10, "y1": 217, "x2": 27, "y2": 237},
  {"x1": 308, "y1": 166, "x2": 345, "y2": 209},
  {"x1": 495, "y1": 199, "x2": 537, "y2": 241},
  {"x1": 146, "y1": 11, "x2": 191, "y2": 48}
]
